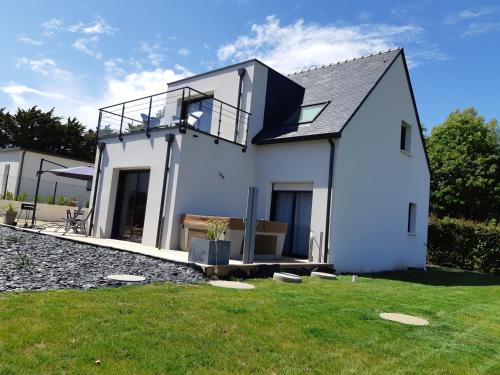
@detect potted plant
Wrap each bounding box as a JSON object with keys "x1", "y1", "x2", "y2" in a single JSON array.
[
  {"x1": 3, "y1": 202, "x2": 18, "y2": 226},
  {"x1": 188, "y1": 219, "x2": 230, "y2": 265}
]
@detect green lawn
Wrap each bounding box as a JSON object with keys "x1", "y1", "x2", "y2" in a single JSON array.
[{"x1": 0, "y1": 269, "x2": 499, "y2": 374}]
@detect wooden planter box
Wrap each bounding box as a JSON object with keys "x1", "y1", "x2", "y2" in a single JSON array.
[{"x1": 188, "y1": 238, "x2": 230, "y2": 265}]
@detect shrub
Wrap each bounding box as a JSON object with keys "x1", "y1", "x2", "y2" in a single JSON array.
[
  {"x1": 15, "y1": 192, "x2": 28, "y2": 202},
  {"x1": 45, "y1": 195, "x2": 54, "y2": 204},
  {"x1": 3, "y1": 191, "x2": 14, "y2": 200},
  {"x1": 4, "y1": 202, "x2": 16, "y2": 212},
  {"x1": 84, "y1": 199, "x2": 90, "y2": 208},
  {"x1": 428, "y1": 216, "x2": 500, "y2": 274},
  {"x1": 56, "y1": 195, "x2": 69, "y2": 206},
  {"x1": 206, "y1": 219, "x2": 227, "y2": 241}
]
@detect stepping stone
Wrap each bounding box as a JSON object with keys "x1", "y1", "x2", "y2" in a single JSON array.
[
  {"x1": 106, "y1": 274, "x2": 146, "y2": 283},
  {"x1": 208, "y1": 280, "x2": 255, "y2": 289},
  {"x1": 379, "y1": 313, "x2": 429, "y2": 326},
  {"x1": 273, "y1": 272, "x2": 302, "y2": 283},
  {"x1": 311, "y1": 271, "x2": 337, "y2": 280}
]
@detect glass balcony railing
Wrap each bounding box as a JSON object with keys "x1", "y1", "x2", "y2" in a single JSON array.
[{"x1": 97, "y1": 87, "x2": 251, "y2": 148}]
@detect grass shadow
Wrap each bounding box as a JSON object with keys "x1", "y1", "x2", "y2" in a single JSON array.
[{"x1": 364, "y1": 267, "x2": 500, "y2": 287}]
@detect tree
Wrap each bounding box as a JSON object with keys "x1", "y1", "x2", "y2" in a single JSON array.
[
  {"x1": 426, "y1": 108, "x2": 500, "y2": 221},
  {"x1": 0, "y1": 106, "x2": 96, "y2": 161}
]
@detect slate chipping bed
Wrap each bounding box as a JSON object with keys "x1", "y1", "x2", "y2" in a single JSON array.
[{"x1": 0, "y1": 226, "x2": 206, "y2": 292}]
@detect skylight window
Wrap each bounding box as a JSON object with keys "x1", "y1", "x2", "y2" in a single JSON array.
[{"x1": 285, "y1": 103, "x2": 327, "y2": 125}]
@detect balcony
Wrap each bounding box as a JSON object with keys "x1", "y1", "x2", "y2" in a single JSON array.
[{"x1": 97, "y1": 87, "x2": 251, "y2": 148}]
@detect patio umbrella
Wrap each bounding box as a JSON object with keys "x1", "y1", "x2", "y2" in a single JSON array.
[{"x1": 48, "y1": 166, "x2": 94, "y2": 181}]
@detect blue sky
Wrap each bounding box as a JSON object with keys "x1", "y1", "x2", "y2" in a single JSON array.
[{"x1": 0, "y1": 0, "x2": 499, "y2": 130}]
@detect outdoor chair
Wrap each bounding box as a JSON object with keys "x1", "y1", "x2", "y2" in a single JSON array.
[{"x1": 61, "y1": 208, "x2": 93, "y2": 237}]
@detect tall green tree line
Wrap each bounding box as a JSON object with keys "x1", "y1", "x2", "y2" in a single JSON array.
[{"x1": 0, "y1": 106, "x2": 96, "y2": 161}]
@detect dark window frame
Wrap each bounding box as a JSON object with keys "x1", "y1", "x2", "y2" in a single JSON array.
[
  {"x1": 407, "y1": 202, "x2": 417, "y2": 234},
  {"x1": 400, "y1": 120, "x2": 412, "y2": 153},
  {"x1": 270, "y1": 189, "x2": 313, "y2": 258}
]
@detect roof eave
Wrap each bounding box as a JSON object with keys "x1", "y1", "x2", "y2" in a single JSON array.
[{"x1": 252, "y1": 132, "x2": 341, "y2": 145}]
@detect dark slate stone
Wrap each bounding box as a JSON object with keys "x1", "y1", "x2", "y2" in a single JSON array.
[{"x1": 0, "y1": 226, "x2": 205, "y2": 293}]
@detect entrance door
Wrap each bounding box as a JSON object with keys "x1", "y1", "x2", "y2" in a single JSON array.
[
  {"x1": 112, "y1": 170, "x2": 150, "y2": 242},
  {"x1": 271, "y1": 190, "x2": 313, "y2": 258}
]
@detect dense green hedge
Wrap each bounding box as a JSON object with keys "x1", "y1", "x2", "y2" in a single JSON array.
[{"x1": 428, "y1": 216, "x2": 500, "y2": 274}]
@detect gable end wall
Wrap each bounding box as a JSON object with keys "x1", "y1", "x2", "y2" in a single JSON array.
[{"x1": 330, "y1": 55, "x2": 430, "y2": 272}]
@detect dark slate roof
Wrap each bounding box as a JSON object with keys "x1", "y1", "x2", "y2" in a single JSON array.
[{"x1": 253, "y1": 49, "x2": 402, "y2": 144}]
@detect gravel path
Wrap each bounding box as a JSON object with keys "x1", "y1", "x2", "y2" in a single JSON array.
[{"x1": 0, "y1": 226, "x2": 206, "y2": 292}]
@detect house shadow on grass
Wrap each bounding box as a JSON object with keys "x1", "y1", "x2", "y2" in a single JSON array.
[{"x1": 364, "y1": 267, "x2": 500, "y2": 287}]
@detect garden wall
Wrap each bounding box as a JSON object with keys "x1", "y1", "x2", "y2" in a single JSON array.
[{"x1": 0, "y1": 199, "x2": 89, "y2": 223}]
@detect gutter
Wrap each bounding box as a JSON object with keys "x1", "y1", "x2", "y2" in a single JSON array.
[
  {"x1": 234, "y1": 68, "x2": 247, "y2": 142},
  {"x1": 15, "y1": 150, "x2": 26, "y2": 197},
  {"x1": 156, "y1": 133, "x2": 175, "y2": 248},
  {"x1": 88, "y1": 143, "x2": 105, "y2": 236},
  {"x1": 324, "y1": 139, "x2": 335, "y2": 263}
]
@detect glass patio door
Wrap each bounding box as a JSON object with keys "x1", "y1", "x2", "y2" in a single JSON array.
[
  {"x1": 112, "y1": 170, "x2": 150, "y2": 242},
  {"x1": 271, "y1": 190, "x2": 313, "y2": 258}
]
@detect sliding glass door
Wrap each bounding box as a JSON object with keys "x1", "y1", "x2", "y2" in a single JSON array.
[
  {"x1": 271, "y1": 190, "x2": 313, "y2": 258},
  {"x1": 112, "y1": 170, "x2": 150, "y2": 243}
]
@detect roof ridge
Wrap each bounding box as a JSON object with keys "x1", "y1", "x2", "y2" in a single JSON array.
[{"x1": 287, "y1": 48, "x2": 401, "y2": 76}]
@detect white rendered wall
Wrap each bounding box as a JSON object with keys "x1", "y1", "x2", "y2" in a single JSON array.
[
  {"x1": 330, "y1": 55, "x2": 430, "y2": 272},
  {"x1": 18, "y1": 151, "x2": 92, "y2": 205},
  {"x1": 167, "y1": 130, "x2": 256, "y2": 249},
  {"x1": 253, "y1": 140, "x2": 332, "y2": 262},
  {"x1": 0, "y1": 150, "x2": 21, "y2": 196},
  {"x1": 91, "y1": 129, "x2": 182, "y2": 247}
]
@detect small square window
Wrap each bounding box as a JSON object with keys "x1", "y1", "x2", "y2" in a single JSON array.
[
  {"x1": 408, "y1": 202, "x2": 417, "y2": 234},
  {"x1": 400, "y1": 121, "x2": 412, "y2": 153}
]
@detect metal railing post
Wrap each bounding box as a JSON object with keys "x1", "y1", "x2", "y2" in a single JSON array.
[
  {"x1": 96, "y1": 110, "x2": 102, "y2": 143},
  {"x1": 146, "y1": 96, "x2": 152, "y2": 138},
  {"x1": 214, "y1": 102, "x2": 222, "y2": 144},
  {"x1": 119, "y1": 103, "x2": 125, "y2": 141}
]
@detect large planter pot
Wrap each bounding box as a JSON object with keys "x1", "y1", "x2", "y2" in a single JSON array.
[
  {"x1": 3, "y1": 211, "x2": 17, "y2": 226},
  {"x1": 188, "y1": 238, "x2": 231, "y2": 265}
]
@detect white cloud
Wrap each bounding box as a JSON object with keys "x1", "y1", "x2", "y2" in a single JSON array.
[
  {"x1": 178, "y1": 47, "x2": 190, "y2": 56},
  {"x1": 445, "y1": 7, "x2": 496, "y2": 24},
  {"x1": 68, "y1": 15, "x2": 115, "y2": 35},
  {"x1": 18, "y1": 36, "x2": 42, "y2": 46},
  {"x1": 104, "y1": 58, "x2": 143, "y2": 77},
  {"x1": 217, "y1": 16, "x2": 434, "y2": 73},
  {"x1": 140, "y1": 42, "x2": 164, "y2": 66},
  {"x1": 72, "y1": 36, "x2": 102, "y2": 59},
  {"x1": 1, "y1": 66, "x2": 191, "y2": 128},
  {"x1": 461, "y1": 22, "x2": 500, "y2": 37},
  {"x1": 41, "y1": 18, "x2": 63, "y2": 37},
  {"x1": 15, "y1": 57, "x2": 73, "y2": 79}
]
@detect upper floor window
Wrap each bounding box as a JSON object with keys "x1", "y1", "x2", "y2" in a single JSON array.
[
  {"x1": 285, "y1": 103, "x2": 328, "y2": 125},
  {"x1": 400, "y1": 121, "x2": 412, "y2": 154},
  {"x1": 182, "y1": 96, "x2": 214, "y2": 133}
]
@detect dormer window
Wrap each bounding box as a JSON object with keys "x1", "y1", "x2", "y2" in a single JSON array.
[
  {"x1": 400, "y1": 121, "x2": 412, "y2": 154},
  {"x1": 285, "y1": 103, "x2": 328, "y2": 125}
]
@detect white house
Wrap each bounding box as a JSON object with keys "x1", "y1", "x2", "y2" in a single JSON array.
[
  {"x1": 90, "y1": 48, "x2": 430, "y2": 273},
  {"x1": 0, "y1": 147, "x2": 93, "y2": 205}
]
